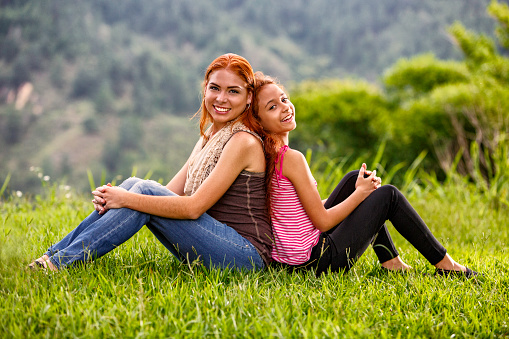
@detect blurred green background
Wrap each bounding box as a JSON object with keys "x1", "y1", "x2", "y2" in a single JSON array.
[{"x1": 1, "y1": 0, "x2": 508, "y2": 193}]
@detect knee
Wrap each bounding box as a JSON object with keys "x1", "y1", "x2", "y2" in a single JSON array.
[
  {"x1": 132, "y1": 180, "x2": 155, "y2": 194},
  {"x1": 343, "y1": 170, "x2": 359, "y2": 184},
  {"x1": 119, "y1": 177, "x2": 143, "y2": 189},
  {"x1": 346, "y1": 170, "x2": 359, "y2": 178},
  {"x1": 131, "y1": 179, "x2": 165, "y2": 195},
  {"x1": 375, "y1": 184, "x2": 400, "y2": 199}
]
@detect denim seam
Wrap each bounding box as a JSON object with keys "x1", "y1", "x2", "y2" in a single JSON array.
[
  {"x1": 189, "y1": 218, "x2": 256, "y2": 252},
  {"x1": 55, "y1": 209, "x2": 140, "y2": 268}
]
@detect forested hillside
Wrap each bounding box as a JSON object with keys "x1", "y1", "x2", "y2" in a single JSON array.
[{"x1": 0, "y1": 0, "x2": 506, "y2": 193}]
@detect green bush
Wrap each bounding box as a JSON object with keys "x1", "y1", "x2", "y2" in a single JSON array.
[{"x1": 290, "y1": 79, "x2": 394, "y2": 159}]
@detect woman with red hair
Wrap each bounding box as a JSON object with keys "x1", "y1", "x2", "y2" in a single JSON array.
[{"x1": 29, "y1": 54, "x2": 273, "y2": 272}]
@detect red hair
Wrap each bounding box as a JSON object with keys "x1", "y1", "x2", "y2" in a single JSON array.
[
  {"x1": 252, "y1": 71, "x2": 286, "y2": 212},
  {"x1": 196, "y1": 53, "x2": 259, "y2": 137},
  {"x1": 195, "y1": 55, "x2": 277, "y2": 211}
]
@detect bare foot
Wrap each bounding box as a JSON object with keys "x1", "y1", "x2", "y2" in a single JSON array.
[
  {"x1": 28, "y1": 255, "x2": 58, "y2": 271},
  {"x1": 434, "y1": 253, "x2": 466, "y2": 272},
  {"x1": 381, "y1": 256, "x2": 413, "y2": 271}
]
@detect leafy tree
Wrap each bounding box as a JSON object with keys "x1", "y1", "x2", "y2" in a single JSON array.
[{"x1": 382, "y1": 0, "x2": 509, "y2": 178}]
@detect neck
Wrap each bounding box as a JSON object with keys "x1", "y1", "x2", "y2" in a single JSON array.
[
  {"x1": 210, "y1": 120, "x2": 231, "y2": 137},
  {"x1": 281, "y1": 132, "x2": 289, "y2": 146}
]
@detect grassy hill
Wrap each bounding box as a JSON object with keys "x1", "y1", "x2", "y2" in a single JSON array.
[{"x1": 1, "y1": 163, "x2": 507, "y2": 337}]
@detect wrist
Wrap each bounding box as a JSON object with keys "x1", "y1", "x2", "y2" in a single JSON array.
[
  {"x1": 122, "y1": 191, "x2": 134, "y2": 209},
  {"x1": 352, "y1": 188, "x2": 368, "y2": 201}
]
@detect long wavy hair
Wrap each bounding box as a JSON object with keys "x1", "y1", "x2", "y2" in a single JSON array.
[
  {"x1": 195, "y1": 54, "x2": 277, "y2": 212},
  {"x1": 252, "y1": 71, "x2": 286, "y2": 212}
]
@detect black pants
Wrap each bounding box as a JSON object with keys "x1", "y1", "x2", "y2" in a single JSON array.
[{"x1": 277, "y1": 171, "x2": 447, "y2": 276}]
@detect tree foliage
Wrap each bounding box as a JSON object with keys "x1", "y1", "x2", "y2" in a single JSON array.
[
  {"x1": 289, "y1": 1, "x2": 509, "y2": 183},
  {"x1": 381, "y1": 0, "x2": 509, "y2": 178},
  {"x1": 0, "y1": 0, "x2": 507, "y2": 192}
]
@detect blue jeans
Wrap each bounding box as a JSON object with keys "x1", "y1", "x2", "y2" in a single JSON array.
[{"x1": 45, "y1": 177, "x2": 264, "y2": 271}]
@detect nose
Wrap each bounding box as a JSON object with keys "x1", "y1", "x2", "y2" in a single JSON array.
[{"x1": 216, "y1": 90, "x2": 227, "y2": 103}]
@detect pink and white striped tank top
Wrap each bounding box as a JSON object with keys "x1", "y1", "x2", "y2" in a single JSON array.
[{"x1": 270, "y1": 146, "x2": 321, "y2": 265}]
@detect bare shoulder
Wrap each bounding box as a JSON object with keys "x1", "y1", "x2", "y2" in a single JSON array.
[
  {"x1": 222, "y1": 130, "x2": 265, "y2": 172},
  {"x1": 228, "y1": 131, "x2": 263, "y2": 151},
  {"x1": 284, "y1": 149, "x2": 307, "y2": 166},
  {"x1": 282, "y1": 148, "x2": 310, "y2": 177}
]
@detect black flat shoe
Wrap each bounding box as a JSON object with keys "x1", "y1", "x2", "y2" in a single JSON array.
[{"x1": 434, "y1": 267, "x2": 479, "y2": 279}]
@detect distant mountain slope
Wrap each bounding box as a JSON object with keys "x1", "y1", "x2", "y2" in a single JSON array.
[{"x1": 0, "y1": 0, "x2": 504, "y2": 192}]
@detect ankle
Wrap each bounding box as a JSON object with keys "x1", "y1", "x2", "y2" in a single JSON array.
[
  {"x1": 45, "y1": 259, "x2": 58, "y2": 271},
  {"x1": 381, "y1": 256, "x2": 412, "y2": 271},
  {"x1": 434, "y1": 254, "x2": 465, "y2": 272}
]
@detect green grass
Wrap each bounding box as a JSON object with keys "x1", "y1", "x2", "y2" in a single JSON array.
[{"x1": 1, "y1": 174, "x2": 508, "y2": 338}]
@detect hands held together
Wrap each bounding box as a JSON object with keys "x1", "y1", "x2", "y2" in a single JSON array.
[
  {"x1": 92, "y1": 183, "x2": 128, "y2": 215},
  {"x1": 355, "y1": 163, "x2": 382, "y2": 199}
]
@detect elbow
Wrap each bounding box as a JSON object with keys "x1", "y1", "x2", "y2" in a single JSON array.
[
  {"x1": 187, "y1": 210, "x2": 202, "y2": 220},
  {"x1": 313, "y1": 220, "x2": 330, "y2": 233},
  {"x1": 315, "y1": 224, "x2": 329, "y2": 233},
  {"x1": 185, "y1": 204, "x2": 208, "y2": 220},
  {"x1": 177, "y1": 197, "x2": 207, "y2": 220}
]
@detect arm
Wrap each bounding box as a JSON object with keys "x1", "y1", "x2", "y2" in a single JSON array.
[
  {"x1": 93, "y1": 132, "x2": 265, "y2": 219},
  {"x1": 165, "y1": 159, "x2": 189, "y2": 196},
  {"x1": 93, "y1": 156, "x2": 190, "y2": 215},
  {"x1": 284, "y1": 150, "x2": 377, "y2": 232}
]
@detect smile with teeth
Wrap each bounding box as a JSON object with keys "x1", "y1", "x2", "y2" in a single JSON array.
[
  {"x1": 214, "y1": 106, "x2": 231, "y2": 113},
  {"x1": 281, "y1": 112, "x2": 294, "y2": 122}
]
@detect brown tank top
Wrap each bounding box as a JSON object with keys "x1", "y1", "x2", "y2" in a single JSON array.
[{"x1": 207, "y1": 170, "x2": 273, "y2": 265}]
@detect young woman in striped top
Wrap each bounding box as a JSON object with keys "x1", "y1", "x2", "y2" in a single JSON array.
[{"x1": 252, "y1": 72, "x2": 478, "y2": 278}]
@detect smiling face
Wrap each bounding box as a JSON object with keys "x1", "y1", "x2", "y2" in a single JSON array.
[
  {"x1": 256, "y1": 83, "x2": 296, "y2": 139},
  {"x1": 203, "y1": 68, "x2": 252, "y2": 133}
]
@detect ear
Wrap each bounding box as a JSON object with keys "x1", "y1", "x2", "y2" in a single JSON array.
[{"x1": 247, "y1": 92, "x2": 252, "y2": 105}]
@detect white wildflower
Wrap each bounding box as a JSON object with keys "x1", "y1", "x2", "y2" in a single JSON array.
[{"x1": 16, "y1": 191, "x2": 23, "y2": 197}]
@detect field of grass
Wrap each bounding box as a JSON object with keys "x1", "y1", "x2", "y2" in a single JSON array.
[{"x1": 1, "y1": 168, "x2": 508, "y2": 338}]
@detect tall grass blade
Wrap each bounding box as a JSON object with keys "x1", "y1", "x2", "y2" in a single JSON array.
[
  {"x1": 101, "y1": 169, "x2": 107, "y2": 186},
  {"x1": 143, "y1": 170, "x2": 154, "y2": 180},
  {"x1": 401, "y1": 150, "x2": 427, "y2": 194},
  {"x1": 0, "y1": 172, "x2": 11, "y2": 198},
  {"x1": 87, "y1": 169, "x2": 96, "y2": 192}
]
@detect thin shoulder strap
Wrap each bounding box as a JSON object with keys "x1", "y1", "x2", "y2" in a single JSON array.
[{"x1": 274, "y1": 145, "x2": 289, "y2": 187}]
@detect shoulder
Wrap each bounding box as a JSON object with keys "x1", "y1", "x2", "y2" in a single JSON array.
[
  {"x1": 228, "y1": 130, "x2": 263, "y2": 150},
  {"x1": 282, "y1": 149, "x2": 309, "y2": 177},
  {"x1": 284, "y1": 149, "x2": 307, "y2": 166},
  {"x1": 220, "y1": 130, "x2": 265, "y2": 172}
]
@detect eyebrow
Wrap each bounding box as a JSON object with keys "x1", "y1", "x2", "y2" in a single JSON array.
[
  {"x1": 265, "y1": 99, "x2": 276, "y2": 109},
  {"x1": 209, "y1": 82, "x2": 244, "y2": 90},
  {"x1": 264, "y1": 93, "x2": 285, "y2": 108}
]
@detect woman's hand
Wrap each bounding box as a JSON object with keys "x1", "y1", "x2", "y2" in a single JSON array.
[
  {"x1": 92, "y1": 185, "x2": 129, "y2": 211},
  {"x1": 355, "y1": 163, "x2": 380, "y2": 198},
  {"x1": 92, "y1": 183, "x2": 111, "y2": 215}
]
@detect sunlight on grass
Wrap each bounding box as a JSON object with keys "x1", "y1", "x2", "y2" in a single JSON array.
[{"x1": 1, "y1": 154, "x2": 508, "y2": 337}]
